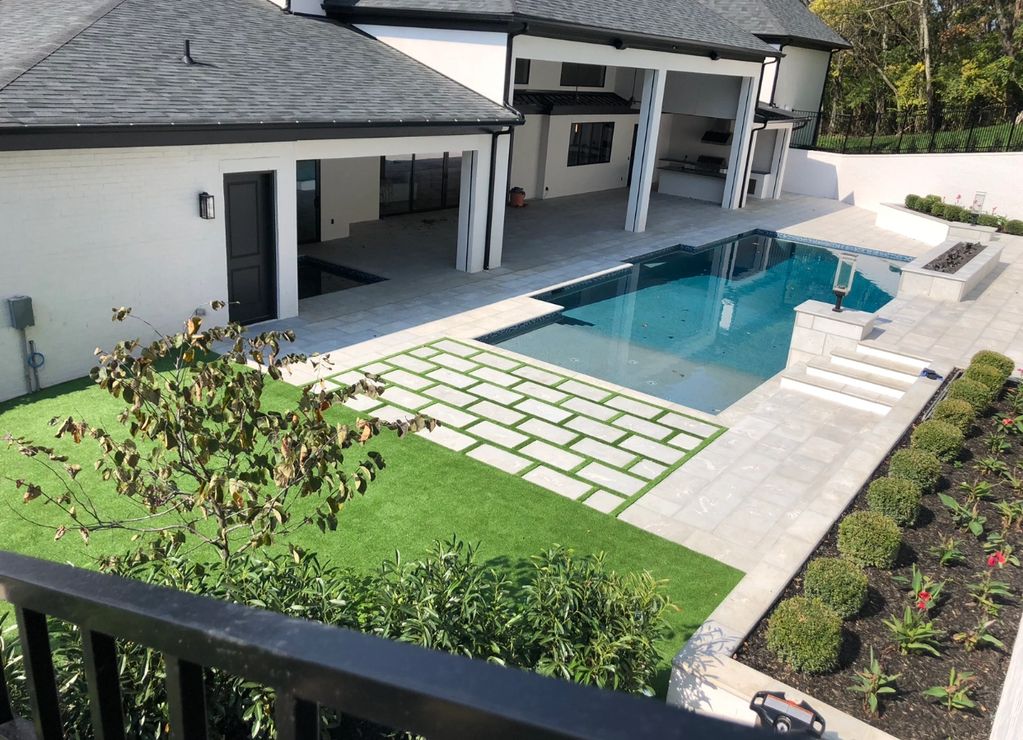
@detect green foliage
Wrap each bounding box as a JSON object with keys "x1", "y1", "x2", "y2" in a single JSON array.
[
  {"x1": 930, "y1": 201, "x2": 948, "y2": 219},
  {"x1": 883, "y1": 606, "x2": 944, "y2": 656},
  {"x1": 910, "y1": 420, "x2": 965, "y2": 462},
  {"x1": 964, "y1": 363, "x2": 1006, "y2": 393},
  {"x1": 838, "y1": 511, "x2": 902, "y2": 568},
  {"x1": 765, "y1": 597, "x2": 842, "y2": 674},
  {"x1": 938, "y1": 493, "x2": 987, "y2": 537},
  {"x1": 804, "y1": 557, "x2": 869, "y2": 620},
  {"x1": 1004, "y1": 219, "x2": 1023, "y2": 236},
  {"x1": 947, "y1": 377, "x2": 995, "y2": 413},
  {"x1": 2, "y1": 305, "x2": 436, "y2": 560},
  {"x1": 968, "y1": 570, "x2": 1013, "y2": 617},
  {"x1": 977, "y1": 214, "x2": 1003, "y2": 228},
  {"x1": 970, "y1": 350, "x2": 1015, "y2": 380},
  {"x1": 867, "y1": 477, "x2": 922, "y2": 526},
  {"x1": 0, "y1": 540, "x2": 673, "y2": 737},
  {"x1": 932, "y1": 398, "x2": 976, "y2": 434},
  {"x1": 959, "y1": 479, "x2": 996, "y2": 505},
  {"x1": 904, "y1": 194, "x2": 921, "y2": 210},
  {"x1": 888, "y1": 448, "x2": 943, "y2": 493},
  {"x1": 923, "y1": 668, "x2": 977, "y2": 712},
  {"x1": 953, "y1": 618, "x2": 1005, "y2": 652},
  {"x1": 974, "y1": 456, "x2": 1009, "y2": 477},
  {"x1": 894, "y1": 563, "x2": 946, "y2": 614},
  {"x1": 929, "y1": 536, "x2": 965, "y2": 567},
  {"x1": 848, "y1": 648, "x2": 899, "y2": 716}
]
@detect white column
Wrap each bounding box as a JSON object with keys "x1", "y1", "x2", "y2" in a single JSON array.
[
  {"x1": 275, "y1": 159, "x2": 299, "y2": 319},
  {"x1": 456, "y1": 146, "x2": 491, "y2": 273},
  {"x1": 723, "y1": 76, "x2": 757, "y2": 210},
  {"x1": 486, "y1": 133, "x2": 511, "y2": 269},
  {"x1": 625, "y1": 68, "x2": 666, "y2": 233},
  {"x1": 771, "y1": 125, "x2": 793, "y2": 199}
]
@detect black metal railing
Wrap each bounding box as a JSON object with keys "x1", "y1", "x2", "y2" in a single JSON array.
[
  {"x1": 791, "y1": 106, "x2": 1023, "y2": 154},
  {"x1": 0, "y1": 551, "x2": 761, "y2": 739}
]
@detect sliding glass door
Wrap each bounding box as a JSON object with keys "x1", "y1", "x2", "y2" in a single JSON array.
[
  {"x1": 379, "y1": 153, "x2": 462, "y2": 217},
  {"x1": 296, "y1": 160, "x2": 320, "y2": 244}
]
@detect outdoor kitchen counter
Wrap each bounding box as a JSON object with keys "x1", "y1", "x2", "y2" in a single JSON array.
[{"x1": 657, "y1": 166, "x2": 726, "y2": 204}]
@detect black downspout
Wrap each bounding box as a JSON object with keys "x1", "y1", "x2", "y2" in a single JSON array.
[
  {"x1": 483, "y1": 23, "x2": 528, "y2": 270},
  {"x1": 769, "y1": 44, "x2": 785, "y2": 106}
]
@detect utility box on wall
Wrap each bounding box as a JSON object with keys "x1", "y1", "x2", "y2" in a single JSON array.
[{"x1": 7, "y1": 296, "x2": 35, "y2": 330}]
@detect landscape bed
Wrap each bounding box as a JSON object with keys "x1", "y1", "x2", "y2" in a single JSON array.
[
  {"x1": 735, "y1": 354, "x2": 1023, "y2": 739},
  {"x1": 923, "y1": 241, "x2": 986, "y2": 274}
]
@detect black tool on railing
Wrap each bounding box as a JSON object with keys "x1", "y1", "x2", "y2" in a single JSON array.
[{"x1": 749, "y1": 691, "x2": 825, "y2": 736}]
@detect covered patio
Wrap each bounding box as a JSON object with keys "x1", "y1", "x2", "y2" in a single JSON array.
[{"x1": 265, "y1": 191, "x2": 933, "y2": 359}]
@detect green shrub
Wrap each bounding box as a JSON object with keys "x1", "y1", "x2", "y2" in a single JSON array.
[
  {"x1": 766, "y1": 596, "x2": 843, "y2": 673},
  {"x1": 964, "y1": 363, "x2": 1006, "y2": 393},
  {"x1": 931, "y1": 398, "x2": 976, "y2": 433},
  {"x1": 904, "y1": 194, "x2": 921, "y2": 210},
  {"x1": 922, "y1": 194, "x2": 942, "y2": 211},
  {"x1": 838, "y1": 511, "x2": 902, "y2": 568},
  {"x1": 977, "y1": 214, "x2": 1002, "y2": 228},
  {"x1": 867, "y1": 476, "x2": 923, "y2": 526},
  {"x1": 930, "y1": 201, "x2": 948, "y2": 219},
  {"x1": 944, "y1": 205, "x2": 969, "y2": 223},
  {"x1": 947, "y1": 377, "x2": 995, "y2": 413},
  {"x1": 888, "y1": 448, "x2": 943, "y2": 492},
  {"x1": 804, "y1": 558, "x2": 869, "y2": 619},
  {"x1": 970, "y1": 350, "x2": 1014, "y2": 380},
  {"x1": 1004, "y1": 219, "x2": 1023, "y2": 236},
  {"x1": 910, "y1": 419, "x2": 965, "y2": 462}
]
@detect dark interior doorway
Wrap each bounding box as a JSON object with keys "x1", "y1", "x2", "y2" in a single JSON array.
[
  {"x1": 224, "y1": 171, "x2": 277, "y2": 324},
  {"x1": 296, "y1": 160, "x2": 320, "y2": 245}
]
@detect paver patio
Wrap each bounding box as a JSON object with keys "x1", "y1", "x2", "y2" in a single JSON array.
[{"x1": 321, "y1": 337, "x2": 725, "y2": 516}]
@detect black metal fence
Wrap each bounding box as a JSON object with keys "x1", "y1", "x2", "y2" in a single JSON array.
[
  {"x1": 791, "y1": 106, "x2": 1023, "y2": 154},
  {"x1": 0, "y1": 551, "x2": 761, "y2": 739}
]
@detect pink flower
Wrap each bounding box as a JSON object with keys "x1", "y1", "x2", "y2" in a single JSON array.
[
  {"x1": 988, "y1": 552, "x2": 1007, "y2": 568},
  {"x1": 1004, "y1": 418, "x2": 1016, "y2": 427}
]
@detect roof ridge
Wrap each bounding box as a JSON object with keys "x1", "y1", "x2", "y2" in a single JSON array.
[{"x1": 0, "y1": 0, "x2": 131, "y2": 91}]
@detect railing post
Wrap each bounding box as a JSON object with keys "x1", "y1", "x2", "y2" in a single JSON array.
[
  {"x1": 965, "y1": 106, "x2": 977, "y2": 151},
  {"x1": 841, "y1": 112, "x2": 852, "y2": 153},
  {"x1": 165, "y1": 657, "x2": 208, "y2": 740},
  {"x1": 16, "y1": 608, "x2": 63, "y2": 740},
  {"x1": 895, "y1": 109, "x2": 906, "y2": 152},
  {"x1": 275, "y1": 691, "x2": 318, "y2": 740},
  {"x1": 82, "y1": 630, "x2": 125, "y2": 740},
  {"x1": 1006, "y1": 114, "x2": 1017, "y2": 152}
]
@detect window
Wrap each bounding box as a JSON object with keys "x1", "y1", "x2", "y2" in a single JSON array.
[
  {"x1": 514, "y1": 58, "x2": 531, "y2": 85},
  {"x1": 567, "y1": 122, "x2": 614, "y2": 166},
  {"x1": 379, "y1": 153, "x2": 461, "y2": 216},
  {"x1": 560, "y1": 62, "x2": 606, "y2": 87}
]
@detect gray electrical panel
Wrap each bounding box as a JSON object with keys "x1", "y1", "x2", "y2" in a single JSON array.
[{"x1": 7, "y1": 296, "x2": 34, "y2": 329}]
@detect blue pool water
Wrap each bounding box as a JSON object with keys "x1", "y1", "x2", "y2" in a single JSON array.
[{"x1": 488, "y1": 232, "x2": 903, "y2": 414}]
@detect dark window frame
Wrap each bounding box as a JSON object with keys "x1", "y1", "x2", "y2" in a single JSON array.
[
  {"x1": 379, "y1": 153, "x2": 461, "y2": 217},
  {"x1": 567, "y1": 121, "x2": 615, "y2": 167},
  {"x1": 560, "y1": 62, "x2": 606, "y2": 88},
  {"x1": 296, "y1": 159, "x2": 320, "y2": 245},
  {"x1": 514, "y1": 58, "x2": 531, "y2": 85}
]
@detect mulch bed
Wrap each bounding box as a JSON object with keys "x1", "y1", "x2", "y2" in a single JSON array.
[
  {"x1": 736, "y1": 382, "x2": 1023, "y2": 740},
  {"x1": 923, "y1": 242, "x2": 986, "y2": 274}
]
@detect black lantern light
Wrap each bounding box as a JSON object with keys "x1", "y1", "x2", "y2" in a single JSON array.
[
  {"x1": 199, "y1": 192, "x2": 215, "y2": 220},
  {"x1": 832, "y1": 253, "x2": 857, "y2": 312}
]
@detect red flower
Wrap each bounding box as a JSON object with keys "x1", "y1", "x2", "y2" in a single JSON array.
[
  {"x1": 916, "y1": 600, "x2": 928, "y2": 611},
  {"x1": 1004, "y1": 418, "x2": 1015, "y2": 427},
  {"x1": 916, "y1": 591, "x2": 932, "y2": 610},
  {"x1": 988, "y1": 552, "x2": 1007, "y2": 567}
]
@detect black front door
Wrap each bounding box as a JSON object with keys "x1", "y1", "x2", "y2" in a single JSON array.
[{"x1": 224, "y1": 171, "x2": 276, "y2": 324}]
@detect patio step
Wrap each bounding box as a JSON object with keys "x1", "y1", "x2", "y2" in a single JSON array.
[
  {"x1": 829, "y1": 346, "x2": 922, "y2": 384},
  {"x1": 805, "y1": 358, "x2": 910, "y2": 399},
  {"x1": 854, "y1": 342, "x2": 931, "y2": 373},
  {"x1": 780, "y1": 368, "x2": 897, "y2": 415}
]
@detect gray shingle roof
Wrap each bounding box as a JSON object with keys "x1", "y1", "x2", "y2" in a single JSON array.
[
  {"x1": 696, "y1": 0, "x2": 848, "y2": 48},
  {"x1": 327, "y1": 0, "x2": 779, "y2": 57},
  {"x1": 0, "y1": 0, "x2": 519, "y2": 130}
]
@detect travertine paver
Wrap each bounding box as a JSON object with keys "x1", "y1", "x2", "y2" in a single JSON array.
[
  {"x1": 584, "y1": 490, "x2": 626, "y2": 513},
  {"x1": 344, "y1": 395, "x2": 381, "y2": 412},
  {"x1": 661, "y1": 413, "x2": 720, "y2": 438},
  {"x1": 322, "y1": 337, "x2": 724, "y2": 518}
]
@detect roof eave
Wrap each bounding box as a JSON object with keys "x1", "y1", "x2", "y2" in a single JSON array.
[{"x1": 756, "y1": 34, "x2": 851, "y2": 52}]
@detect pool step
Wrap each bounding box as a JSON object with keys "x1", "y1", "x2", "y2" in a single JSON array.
[
  {"x1": 805, "y1": 358, "x2": 911, "y2": 399},
  {"x1": 780, "y1": 368, "x2": 897, "y2": 415}
]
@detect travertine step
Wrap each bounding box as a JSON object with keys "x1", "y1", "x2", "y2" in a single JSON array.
[
  {"x1": 830, "y1": 346, "x2": 921, "y2": 383},
  {"x1": 780, "y1": 368, "x2": 897, "y2": 415},
  {"x1": 855, "y1": 342, "x2": 930, "y2": 372},
  {"x1": 806, "y1": 358, "x2": 909, "y2": 399}
]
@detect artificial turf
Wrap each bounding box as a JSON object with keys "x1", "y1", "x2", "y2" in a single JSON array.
[{"x1": 0, "y1": 375, "x2": 743, "y2": 692}]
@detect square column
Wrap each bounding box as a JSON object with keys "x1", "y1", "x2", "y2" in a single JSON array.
[
  {"x1": 485, "y1": 133, "x2": 511, "y2": 269},
  {"x1": 456, "y1": 146, "x2": 491, "y2": 273},
  {"x1": 625, "y1": 68, "x2": 666, "y2": 233},
  {"x1": 723, "y1": 76, "x2": 758, "y2": 210}
]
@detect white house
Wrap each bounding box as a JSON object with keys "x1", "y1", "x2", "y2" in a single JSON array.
[{"x1": 0, "y1": 0, "x2": 846, "y2": 401}]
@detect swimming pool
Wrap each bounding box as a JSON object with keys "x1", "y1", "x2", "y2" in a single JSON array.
[{"x1": 485, "y1": 232, "x2": 905, "y2": 414}]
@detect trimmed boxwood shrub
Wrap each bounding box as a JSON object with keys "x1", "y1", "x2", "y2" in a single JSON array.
[
  {"x1": 766, "y1": 596, "x2": 842, "y2": 673},
  {"x1": 910, "y1": 419, "x2": 965, "y2": 462},
  {"x1": 930, "y1": 201, "x2": 948, "y2": 219},
  {"x1": 931, "y1": 397, "x2": 976, "y2": 433},
  {"x1": 1005, "y1": 219, "x2": 1023, "y2": 236},
  {"x1": 922, "y1": 194, "x2": 942, "y2": 212},
  {"x1": 838, "y1": 511, "x2": 902, "y2": 568},
  {"x1": 947, "y1": 377, "x2": 995, "y2": 413},
  {"x1": 964, "y1": 363, "x2": 1006, "y2": 392},
  {"x1": 888, "y1": 448, "x2": 943, "y2": 492},
  {"x1": 867, "y1": 476, "x2": 922, "y2": 526},
  {"x1": 944, "y1": 205, "x2": 970, "y2": 223},
  {"x1": 977, "y1": 213, "x2": 1002, "y2": 228},
  {"x1": 904, "y1": 194, "x2": 921, "y2": 210},
  {"x1": 804, "y1": 558, "x2": 868, "y2": 620},
  {"x1": 970, "y1": 350, "x2": 1014, "y2": 380}
]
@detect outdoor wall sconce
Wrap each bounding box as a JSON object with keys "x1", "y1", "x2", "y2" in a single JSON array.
[
  {"x1": 832, "y1": 253, "x2": 857, "y2": 312},
  {"x1": 199, "y1": 192, "x2": 215, "y2": 220}
]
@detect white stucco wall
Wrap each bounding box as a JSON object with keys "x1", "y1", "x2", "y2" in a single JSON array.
[
  {"x1": 514, "y1": 60, "x2": 618, "y2": 91},
  {"x1": 662, "y1": 71, "x2": 741, "y2": 119},
  {"x1": 319, "y1": 156, "x2": 380, "y2": 240},
  {"x1": 357, "y1": 25, "x2": 509, "y2": 104},
  {"x1": 540, "y1": 114, "x2": 640, "y2": 198},
  {"x1": 751, "y1": 128, "x2": 779, "y2": 172},
  {"x1": 509, "y1": 115, "x2": 546, "y2": 199},
  {"x1": 772, "y1": 45, "x2": 830, "y2": 112},
  {"x1": 783, "y1": 149, "x2": 1023, "y2": 214}
]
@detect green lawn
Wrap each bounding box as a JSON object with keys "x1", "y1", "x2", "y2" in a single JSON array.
[{"x1": 0, "y1": 375, "x2": 743, "y2": 692}]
